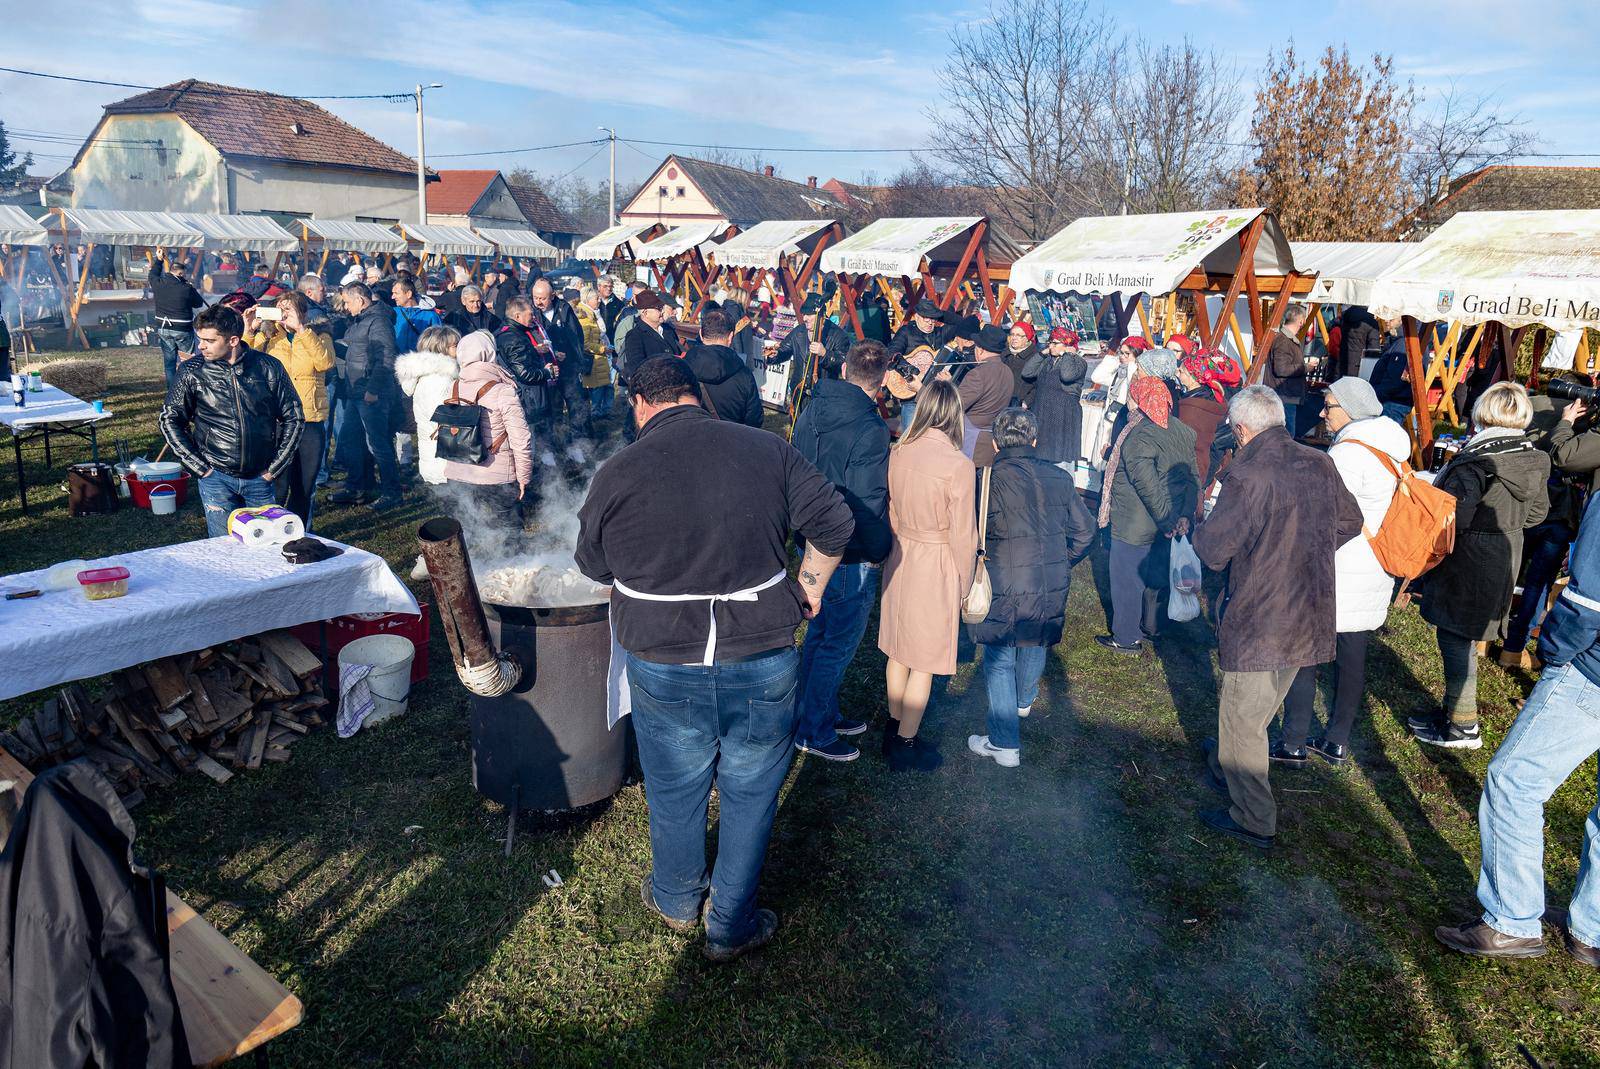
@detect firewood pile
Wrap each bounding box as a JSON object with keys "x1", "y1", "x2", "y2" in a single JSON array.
[{"x1": 0, "y1": 631, "x2": 329, "y2": 806}]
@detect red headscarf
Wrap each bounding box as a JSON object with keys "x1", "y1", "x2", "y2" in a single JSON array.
[
  {"x1": 1181, "y1": 349, "x2": 1242, "y2": 403},
  {"x1": 1011, "y1": 321, "x2": 1036, "y2": 343},
  {"x1": 1049, "y1": 327, "x2": 1080, "y2": 347},
  {"x1": 1129, "y1": 376, "x2": 1172, "y2": 428},
  {"x1": 1121, "y1": 336, "x2": 1153, "y2": 353},
  {"x1": 1166, "y1": 334, "x2": 1197, "y2": 355}
]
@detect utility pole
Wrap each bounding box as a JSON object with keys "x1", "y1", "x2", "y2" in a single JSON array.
[
  {"x1": 415, "y1": 83, "x2": 444, "y2": 223},
  {"x1": 598, "y1": 126, "x2": 617, "y2": 226}
]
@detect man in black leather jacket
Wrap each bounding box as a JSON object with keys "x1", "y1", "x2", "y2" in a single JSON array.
[
  {"x1": 329, "y1": 283, "x2": 403, "y2": 509},
  {"x1": 159, "y1": 303, "x2": 303, "y2": 537}
]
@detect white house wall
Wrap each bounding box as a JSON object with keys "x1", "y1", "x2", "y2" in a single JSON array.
[
  {"x1": 70, "y1": 115, "x2": 225, "y2": 213},
  {"x1": 227, "y1": 159, "x2": 419, "y2": 222}
]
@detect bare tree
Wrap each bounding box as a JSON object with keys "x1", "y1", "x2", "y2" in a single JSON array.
[
  {"x1": 1407, "y1": 85, "x2": 1539, "y2": 228},
  {"x1": 1110, "y1": 40, "x2": 1243, "y2": 214},
  {"x1": 926, "y1": 0, "x2": 1118, "y2": 241},
  {"x1": 695, "y1": 146, "x2": 781, "y2": 176}
]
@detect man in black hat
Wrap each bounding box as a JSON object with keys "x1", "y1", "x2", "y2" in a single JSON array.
[
  {"x1": 888, "y1": 298, "x2": 947, "y2": 358},
  {"x1": 932, "y1": 314, "x2": 981, "y2": 383},
  {"x1": 773, "y1": 292, "x2": 851, "y2": 384},
  {"x1": 946, "y1": 324, "x2": 1016, "y2": 466}
]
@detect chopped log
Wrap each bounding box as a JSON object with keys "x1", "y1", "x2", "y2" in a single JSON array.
[
  {"x1": 246, "y1": 706, "x2": 272, "y2": 769},
  {"x1": 192, "y1": 754, "x2": 234, "y2": 784},
  {"x1": 220, "y1": 648, "x2": 281, "y2": 695},
  {"x1": 142, "y1": 659, "x2": 192, "y2": 711},
  {"x1": 35, "y1": 699, "x2": 64, "y2": 760},
  {"x1": 271, "y1": 715, "x2": 309, "y2": 735},
  {"x1": 96, "y1": 735, "x2": 175, "y2": 787},
  {"x1": 263, "y1": 748, "x2": 292, "y2": 763},
  {"x1": 0, "y1": 731, "x2": 39, "y2": 767},
  {"x1": 119, "y1": 788, "x2": 145, "y2": 809},
  {"x1": 254, "y1": 646, "x2": 301, "y2": 699},
  {"x1": 60, "y1": 685, "x2": 104, "y2": 739},
  {"x1": 184, "y1": 673, "x2": 218, "y2": 726},
  {"x1": 158, "y1": 708, "x2": 189, "y2": 732},
  {"x1": 259, "y1": 631, "x2": 323, "y2": 679},
  {"x1": 102, "y1": 700, "x2": 165, "y2": 766},
  {"x1": 15, "y1": 717, "x2": 48, "y2": 765}
]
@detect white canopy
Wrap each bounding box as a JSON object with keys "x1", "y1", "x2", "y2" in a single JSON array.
[
  {"x1": 170, "y1": 212, "x2": 300, "y2": 253},
  {"x1": 575, "y1": 222, "x2": 659, "y2": 261},
  {"x1": 1292, "y1": 242, "x2": 1412, "y2": 307},
  {"x1": 0, "y1": 206, "x2": 48, "y2": 246},
  {"x1": 1369, "y1": 211, "x2": 1600, "y2": 332},
  {"x1": 820, "y1": 217, "x2": 985, "y2": 277},
  {"x1": 299, "y1": 218, "x2": 408, "y2": 254},
  {"x1": 634, "y1": 221, "x2": 731, "y2": 262},
  {"x1": 1010, "y1": 209, "x2": 1294, "y2": 299},
  {"x1": 54, "y1": 208, "x2": 203, "y2": 248},
  {"x1": 399, "y1": 222, "x2": 494, "y2": 257},
  {"x1": 714, "y1": 219, "x2": 835, "y2": 270},
  {"x1": 473, "y1": 227, "x2": 560, "y2": 259}
]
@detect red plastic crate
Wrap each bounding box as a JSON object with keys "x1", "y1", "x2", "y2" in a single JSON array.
[{"x1": 289, "y1": 604, "x2": 431, "y2": 684}]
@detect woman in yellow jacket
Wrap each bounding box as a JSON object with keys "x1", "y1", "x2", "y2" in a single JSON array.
[
  {"x1": 244, "y1": 290, "x2": 335, "y2": 528},
  {"x1": 575, "y1": 282, "x2": 615, "y2": 417}
]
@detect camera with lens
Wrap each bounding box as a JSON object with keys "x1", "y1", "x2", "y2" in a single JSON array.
[{"x1": 1547, "y1": 379, "x2": 1600, "y2": 405}]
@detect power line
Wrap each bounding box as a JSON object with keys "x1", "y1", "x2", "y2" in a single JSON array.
[
  {"x1": 431, "y1": 137, "x2": 606, "y2": 159},
  {"x1": 0, "y1": 64, "x2": 413, "y2": 101}
]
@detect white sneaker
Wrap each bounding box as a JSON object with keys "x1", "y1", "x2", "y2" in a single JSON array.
[
  {"x1": 1017, "y1": 705, "x2": 1032, "y2": 718},
  {"x1": 968, "y1": 735, "x2": 1020, "y2": 767}
]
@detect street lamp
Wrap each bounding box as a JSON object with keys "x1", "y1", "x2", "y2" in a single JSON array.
[{"x1": 416, "y1": 83, "x2": 444, "y2": 224}]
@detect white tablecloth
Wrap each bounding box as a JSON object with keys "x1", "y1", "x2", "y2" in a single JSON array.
[
  {"x1": 0, "y1": 384, "x2": 114, "y2": 432},
  {"x1": 0, "y1": 537, "x2": 418, "y2": 700}
]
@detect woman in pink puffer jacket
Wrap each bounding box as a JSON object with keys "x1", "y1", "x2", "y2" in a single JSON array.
[{"x1": 441, "y1": 330, "x2": 534, "y2": 529}]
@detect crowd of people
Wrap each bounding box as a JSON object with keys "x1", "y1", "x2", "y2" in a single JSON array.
[{"x1": 147, "y1": 258, "x2": 1600, "y2": 969}]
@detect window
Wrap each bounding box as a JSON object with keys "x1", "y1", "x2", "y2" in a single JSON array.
[
  {"x1": 676, "y1": 186, "x2": 685, "y2": 197},
  {"x1": 657, "y1": 185, "x2": 668, "y2": 197}
]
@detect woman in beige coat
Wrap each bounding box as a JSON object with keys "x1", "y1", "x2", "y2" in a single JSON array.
[{"x1": 879, "y1": 379, "x2": 978, "y2": 773}]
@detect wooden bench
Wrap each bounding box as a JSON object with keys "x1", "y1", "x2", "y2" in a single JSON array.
[{"x1": 0, "y1": 749, "x2": 302, "y2": 1066}]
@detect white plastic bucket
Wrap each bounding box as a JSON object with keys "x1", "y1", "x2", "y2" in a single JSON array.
[
  {"x1": 148, "y1": 485, "x2": 178, "y2": 516},
  {"x1": 339, "y1": 634, "x2": 415, "y2": 727}
]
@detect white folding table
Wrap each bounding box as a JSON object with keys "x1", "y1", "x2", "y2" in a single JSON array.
[{"x1": 0, "y1": 383, "x2": 114, "y2": 513}]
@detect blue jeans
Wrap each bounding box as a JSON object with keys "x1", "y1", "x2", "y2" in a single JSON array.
[
  {"x1": 981, "y1": 644, "x2": 1047, "y2": 750},
  {"x1": 626, "y1": 647, "x2": 800, "y2": 948},
  {"x1": 795, "y1": 563, "x2": 879, "y2": 747},
  {"x1": 590, "y1": 385, "x2": 614, "y2": 417},
  {"x1": 1477, "y1": 663, "x2": 1600, "y2": 947},
  {"x1": 1506, "y1": 522, "x2": 1573, "y2": 650},
  {"x1": 1381, "y1": 401, "x2": 1411, "y2": 424},
  {"x1": 899, "y1": 400, "x2": 916, "y2": 434},
  {"x1": 318, "y1": 375, "x2": 345, "y2": 485},
  {"x1": 335, "y1": 391, "x2": 401, "y2": 498},
  {"x1": 157, "y1": 327, "x2": 195, "y2": 387},
  {"x1": 197, "y1": 469, "x2": 276, "y2": 538}
]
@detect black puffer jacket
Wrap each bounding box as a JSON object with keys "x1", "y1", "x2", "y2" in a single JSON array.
[
  {"x1": 495, "y1": 322, "x2": 558, "y2": 419},
  {"x1": 790, "y1": 376, "x2": 892, "y2": 564},
  {"x1": 683, "y1": 341, "x2": 764, "y2": 427},
  {"x1": 160, "y1": 347, "x2": 303, "y2": 479},
  {"x1": 337, "y1": 302, "x2": 398, "y2": 396},
  {"x1": 0, "y1": 762, "x2": 190, "y2": 1069},
  {"x1": 968, "y1": 445, "x2": 1096, "y2": 647},
  {"x1": 888, "y1": 319, "x2": 947, "y2": 358},
  {"x1": 1337, "y1": 307, "x2": 1382, "y2": 381},
  {"x1": 1422, "y1": 432, "x2": 1551, "y2": 642},
  {"x1": 444, "y1": 305, "x2": 502, "y2": 336},
  {"x1": 1023, "y1": 350, "x2": 1089, "y2": 465}
]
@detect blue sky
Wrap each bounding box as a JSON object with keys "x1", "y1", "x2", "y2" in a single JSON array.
[{"x1": 2, "y1": 0, "x2": 1596, "y2": 191}]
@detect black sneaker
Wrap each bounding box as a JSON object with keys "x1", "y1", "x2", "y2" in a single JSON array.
[
  {"x1": 1094, "y1": 635, "x2": 1143, "y2": 656},
  {"x1": 796, "y1": 737, "x2": 860, "y2": 762},
  {"x1": 1415, "y1": 721, "x2": 1483, "y2": 750},
  {"x1": 1269, "y1": 740, "x2": 1309, "y2": 768},
  {"x1": 881, "y1": 720, "x2": 900, "y2": 758},
  {"x1": 704, "y1": 908, "x2": 778, "y2": 963},
  {"x1": 834, "y1": 716, "x2": 868, "y2": 737},
  {"x1": 371, "y1": 494, "x2": 405, "y2": 512},
  {"x1": 1198, "y1": 807, "x2": 1274, "y2": 849},
  {"x1": 1407, "y1": 713, "x2": 1441, "y2": 735},
  {"x1": 328, "y1": 487, "x2": 371, "y2": 505},
  {"x1": 887, "y1": 734, "x2": 943, "y2": 773},
  {"x1": 1307, "y1": 737, "x2": 1349, "y2": 765}
]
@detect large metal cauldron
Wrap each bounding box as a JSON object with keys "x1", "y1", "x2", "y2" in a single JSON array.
[{"x1": 472, "y1": 599, "x2": 629, "y2": 814}]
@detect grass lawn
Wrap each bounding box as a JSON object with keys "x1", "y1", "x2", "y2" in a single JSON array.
[{"x1": 3, "y1": 348, "x2": 1598, "y2": 1068}]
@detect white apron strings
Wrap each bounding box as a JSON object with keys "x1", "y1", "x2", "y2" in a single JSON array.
[{"x1": 611, "y1": 571, "x2": 788, "y2": 667}]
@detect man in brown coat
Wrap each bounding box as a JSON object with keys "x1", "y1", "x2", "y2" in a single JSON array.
[
  {"x1": 950, "y1": 325, "x2": 1016, "y2": 466},
  {"x1": 1191, "y1": 385, "x2": 1363, "y2": 849},
  {"x1": 1258, "y1": 304, "x2": 1309, "y2": 437}
]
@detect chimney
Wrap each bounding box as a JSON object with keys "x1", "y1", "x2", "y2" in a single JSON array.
[
  {"x1": 807, "y1": 176, "x2": 817, "y2": 188},
  {"x1": 763, "y1": 165, "x2": 774, "y2": 177}
]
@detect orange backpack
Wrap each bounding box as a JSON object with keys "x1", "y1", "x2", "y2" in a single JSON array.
[{"x1": 1353, "y1": 441, "x2": 1458, "y2": 581}]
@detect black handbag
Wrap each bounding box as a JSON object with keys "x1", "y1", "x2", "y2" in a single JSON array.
[{"x1": 431, "y1": 382, "x2": 505, "y2": 464}]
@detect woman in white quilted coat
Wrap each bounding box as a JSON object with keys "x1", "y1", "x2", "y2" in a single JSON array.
[
  {"x1": 1274, "y1": 376, "x2": 1409, "y2": 766},
  {"x1": 393, "y1": 325, "x2": 462, "y2": 485}
]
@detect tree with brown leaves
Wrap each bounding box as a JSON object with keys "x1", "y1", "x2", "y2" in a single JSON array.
[{"x1": 1232, "y1": 45, "x2": 1416, "y2": 241}]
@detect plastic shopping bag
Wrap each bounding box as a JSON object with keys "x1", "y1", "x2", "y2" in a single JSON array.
[{"x1": 1168, "y1": 535, "x2": 1202, "y2": 623}]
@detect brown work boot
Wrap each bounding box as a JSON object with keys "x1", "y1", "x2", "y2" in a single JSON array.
[
  {"x1": 1560, "y1": 925, "x2": 1600, "y2": 968},
  {"x1": 1434, "y1": 919, "x2": 1546, "y2": 959}
]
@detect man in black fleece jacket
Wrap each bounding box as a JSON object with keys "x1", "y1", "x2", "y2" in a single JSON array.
[
  {"x1": 683, "y1": 308, "x2": 764, "y2": 427},
  {"x1": 149, "y1": 255, "x2": 205, "y2": 386},
  {"x1": 788, "y1": 339, "x2": 893, "y2": 762},
  {"x1": 576, "y1": 356, "x2": 853, "y2": 963}
]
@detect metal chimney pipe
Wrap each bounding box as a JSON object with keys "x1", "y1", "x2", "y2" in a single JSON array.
[{"x1": 417, "y1": 517, "x2": 521, "y2": 696}]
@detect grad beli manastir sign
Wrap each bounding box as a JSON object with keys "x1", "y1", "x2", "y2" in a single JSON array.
[
  {"x1": 1011, "y1": 209, "x2": 1274, "y2": 298},
  {"x1": 1369, "y1": 210, "x2": 1600, "y2": 331},
  {"x1": 819, "y1": 217, "x2": 983, "y2": 277}
]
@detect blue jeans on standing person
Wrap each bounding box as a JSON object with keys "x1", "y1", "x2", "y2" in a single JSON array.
[
  {"x1": 899, "y1": 400, "x2": 917, "y2": 434},
  {"x1": 157, "y1": 327, "x2": 195, "y2": 387},
  {"x1": 196, "y1": 469, "x2": 276, "y2": 538},
  {"x1": 318, "y1": 372, "x2": 345, "y2": 486},
  {"x1": 1475, "y1": 663, "x2": 1600, "y2": 948},
  {"x1": 980, "y1": 643, "x2": 1048, "y2": 751},
  {"x1": 335, "y1": 390, "x2": 401, "y2": 500},
  {"x1": 795, "y1": 563, "x2": 880, "y2": 749},
  {"x1": 626, "y1": 647, "x2": 800, "y2": 950},
  {"x1": 1505, "y1": 522, "x2": 1574, "y2": 651},
  {"x1": 591, "y1": 384, "x2": 614, "y2": 417}
]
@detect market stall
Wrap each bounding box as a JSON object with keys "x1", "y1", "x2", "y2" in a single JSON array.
[
  {"x1": 819, "y1": 216, "x2": 1022, "y2": 337},
  {"x1": 572, "y1": 221, "x2": 667, "y2": 278},
  {"x1": 397, "y1": 221, "x2": 495, "y2": 279},
  {"x1": 631, "y1": 220, "x2": 739, "y2": 313},
  {"x1": 297, "y1": 218, "x2": 410, "y2": 279},
  {"x1": 170, "y1": 211, "x2": 302, "y2": 291},
  {"x1": 472, "y1": 226, "x2": 561, "y2": 271},
  {"x1": 1369, "y1": 209, "x2": 1600, "y2": 456},
  {"x1": 0, "y1": 204, "x2": 49, "y2": 290},
  {"x1": 47, "y1": 208, "x2": 206, "y2": 348}
]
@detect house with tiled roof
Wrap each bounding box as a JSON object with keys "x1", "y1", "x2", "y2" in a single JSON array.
[
  {"x1": 619, "y1": 155, "x2": 835, "y2": 229},
  {"x1": 505, "y1": 182, "x2": 582, "y2": 252},
  {"x1": 1412, "y1": 165, "x2": 1600, "y2": 235},
  {"x1": 427, "y1": 169, "x2": 530, "y2": 229},
  {"x1": 65, "y1": 79, "x2": 430, "y2": 223}
]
